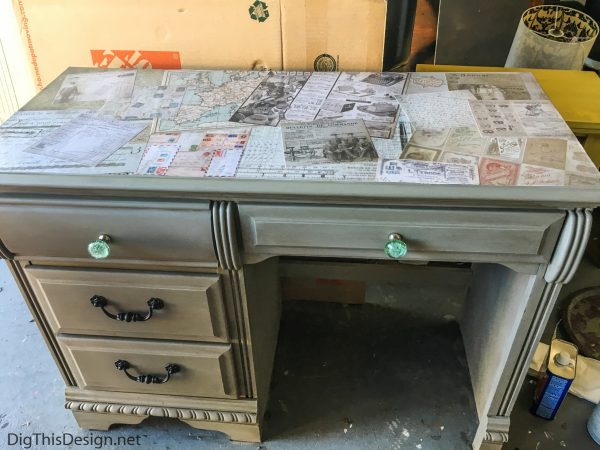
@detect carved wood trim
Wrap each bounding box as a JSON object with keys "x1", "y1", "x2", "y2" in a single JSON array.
[
  {"x1": 7, "y1": 260, "x2": 76, "y2": 385},
  {"x1": 231, "y1": 269, "x2": 254, "y2": 398},
  {"x1": 212, "y1": 202, "x2": 227, "y2": 269},
  {"x1": 484, "y1": 430, "x2": 509, "y2": 444},
  {"x1": 65, "y1": 401, "x2": 257, "y2": 424},
  {"x1": 545, "y1": 208, "x2": 592, "y2": 283},
  {"x1": 483, "y1": 416, "x2": 510, "y2": 444},
  {"x1": 564, "y1": 209, "x2": 592, "y2": 283},
  {"x1": 483, "y1": 416, "x2": 510, "y2": 445},
  {"x1": 211, "y1": 201, "x2": 241, "y2": 270}
]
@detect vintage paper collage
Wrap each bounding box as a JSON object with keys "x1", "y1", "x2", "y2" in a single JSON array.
[
  {"x1": 136, "y1": 129, "x2": 250, "y2": 177},
  {"x1": 1, "y1": 69, "x2": 598, "y2": 187}
]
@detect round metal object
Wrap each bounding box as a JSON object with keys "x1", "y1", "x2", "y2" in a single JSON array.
[{"x1": 563, "y1": 287, "x2": 600, "y2": 360}]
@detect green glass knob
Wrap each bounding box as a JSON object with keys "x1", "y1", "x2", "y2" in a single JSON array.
[
  {"x1": 384, "y1": 233, "x2": 407, "y2": 259},
  {"x1": 88, "y1": 234, "x2": 111, "y2": 259}
]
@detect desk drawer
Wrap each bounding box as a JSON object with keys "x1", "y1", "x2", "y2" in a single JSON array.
[
  {"x1": 0, "y1": 199, "x2": 215, "y2": 264},
  {"x1": 239, "y1": 204, "x2": 565, "y2": 263},
  {"x1": 60, "y1": 336, "x2": 239, "y2": 398},
  {"x1": 27, "y1": 266, "x2": 228, "y2": 342}
]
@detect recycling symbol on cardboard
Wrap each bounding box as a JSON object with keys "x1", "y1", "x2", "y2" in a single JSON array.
[{"x1": 249, "y1": 0, "x2": 270, "y2": 22}]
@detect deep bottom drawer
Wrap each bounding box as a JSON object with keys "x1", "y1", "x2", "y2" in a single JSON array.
[{"x1": 60, "y1": 336, "x2": 240, "y2": 399}]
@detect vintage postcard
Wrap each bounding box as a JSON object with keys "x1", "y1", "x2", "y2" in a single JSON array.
[
  {"x1": 446, "y1": 73, "x2": 533, "y2": 100},
  {"x1": 53, "y1": 71, "x2": 136, "y2": 105},
  {"x1": 25, "y1": 115, "x2": 147, "y2": 166},
  {"x1": 282, "y1": 119, "x2": 377, "y2": 166},
  {"x1": 568, "y1": 174, "x2": 600, "y2": 186},
  {"x1": 137, "y1": 129, "x2": 250, "y2": 177},
  {"x1": 518, "y1": 164, "x2": 565, "y2": 186},
  {"x1": 230, "y1": 72, "x2": 311, "y2": 126},
  {"x1": 136, "y1": 143, "x2": 179, "y2": 176},
  {"x1": 405, "y1": 73, "x2": 448, "y2": 94},
  {"x1": 487, "y1": 137, "x2": 525, "y2": 161},
  {"x1": 523, "y1": 138, "x2": 567, "y2": 170},
  {"x1": 566, "y1": 142, "x2": 599, "y2": 177},
  {"x1": 510, "y1": 101, "x2": 572, "y2": 137},
  {"x1": 470, "y1": 101, "x2": 526, "y2": 137},
  {"x1": 400, "y1": 145, "x2": 440, "y2": 162},
  {"x1": 200, "y1": 130, "x2": 250, "y2": 177},
  {"x1": 478, "y1": 157, "x2": 520, "y2": 185},
  {"x1": 439, "y1": 151, "x2": 480, "y2": 166},
  {"x1": 409, "y1": 128, "x2": 451, "y2": 149},
  {"x1": 443, "y1": 127, "x2": 489, "y2": 155},
  {"x1": 376, "y1": 159, "x2": 479, "y2": 185},
  {"x1": 397, "y1": 91, "x2": 476, "y2": 130}
]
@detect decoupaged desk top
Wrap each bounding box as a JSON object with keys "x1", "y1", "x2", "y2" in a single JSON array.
[{"x1": 1, "y1": 68, "x2": 600, "y2": 208}]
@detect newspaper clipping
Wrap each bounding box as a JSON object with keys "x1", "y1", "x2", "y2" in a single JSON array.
[{"x1": 282, "y1": 119, "x2": 378, "y2": 166}]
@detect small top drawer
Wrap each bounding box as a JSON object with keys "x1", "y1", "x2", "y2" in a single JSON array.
[
  {"x1": 0, "y1": 198, "x2": 215, "y2": 264},
  {"x1": 239, "y1": 204, "x2": 565, "y2": 264}
]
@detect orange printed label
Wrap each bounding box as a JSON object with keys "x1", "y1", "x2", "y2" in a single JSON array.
[{"x1": 91, "y1": 50, "x2": 182, "y2": 69}]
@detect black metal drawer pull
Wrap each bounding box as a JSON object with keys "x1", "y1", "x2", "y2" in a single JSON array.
[
  {"x1": 114, "y1": 360, "x2": 180, "y2": 384},
  {"x1": 90, "y1": 295, "x2": 164, "y2": 322}
]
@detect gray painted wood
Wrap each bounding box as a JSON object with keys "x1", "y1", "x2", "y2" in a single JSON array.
[
  {"x1": 26, "y1": 266, "x2": 229, "y2": 342},
  {"x1": 0, "y1": 198, "x2": 215, "y2": 264},
  {"x1": 59, "y1": 336, "x2": 239, "y2": 399},
  {"x1": 239, "y1": 203, "x2": 564, "y2": 264}
]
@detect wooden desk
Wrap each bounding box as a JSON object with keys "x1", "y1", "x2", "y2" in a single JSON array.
[
  {"x1": 1, "y1": 68, "x2": 599, "y2": 450},
  {"x1": 417, "y1": 64, "x2": 600, "y2": 167}
]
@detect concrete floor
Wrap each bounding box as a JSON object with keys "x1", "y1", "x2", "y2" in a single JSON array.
[
  {"x1": 504, "y1": 255, "x2": 600, "y2": 450},
  {"x1": 0, "y1": 259, "x2": 598, "y2": 449}
]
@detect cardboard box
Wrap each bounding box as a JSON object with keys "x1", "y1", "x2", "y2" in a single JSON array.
[{"x1": 12, "y1": 0, "x2": 388, "y2": 91}]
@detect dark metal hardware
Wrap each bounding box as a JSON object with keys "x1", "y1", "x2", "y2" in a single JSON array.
[
  {"x1": 90, "y1": 295, "x2": 164, "y2": 322},
  {"x1": 114, "y1": 360, "x2": 181, "y2": 384}
]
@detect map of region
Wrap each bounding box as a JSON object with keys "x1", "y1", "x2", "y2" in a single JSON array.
[{"x1": 157, "y1": 70, "x2": 266, "y2": 131}]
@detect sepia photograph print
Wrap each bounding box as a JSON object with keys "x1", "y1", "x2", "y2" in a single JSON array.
[{"x1": 282, "y1": 119, "x2": 378, "y2": 166}]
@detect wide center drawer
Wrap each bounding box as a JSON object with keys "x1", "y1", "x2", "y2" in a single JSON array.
[
  {"x1": 0, "y1": 198, "x2": 215, "y2": 264},
  {"x1": 59, "y1": 336, "x2": 239, "y2": 398},
  {"x1": 27, "y1": 266, "x2": 229, "y2": 342},
  {"x1": 239, "y1": 204, "x2": 565, "y2": 263}
]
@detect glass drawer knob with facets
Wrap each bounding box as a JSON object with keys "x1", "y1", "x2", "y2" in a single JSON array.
[
  {"x1": 384, "y1": 233, "x2": 408, "y2": 259},
  {"x1": 87, "y1": 234, "x2": 111, "y2": 259}
]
